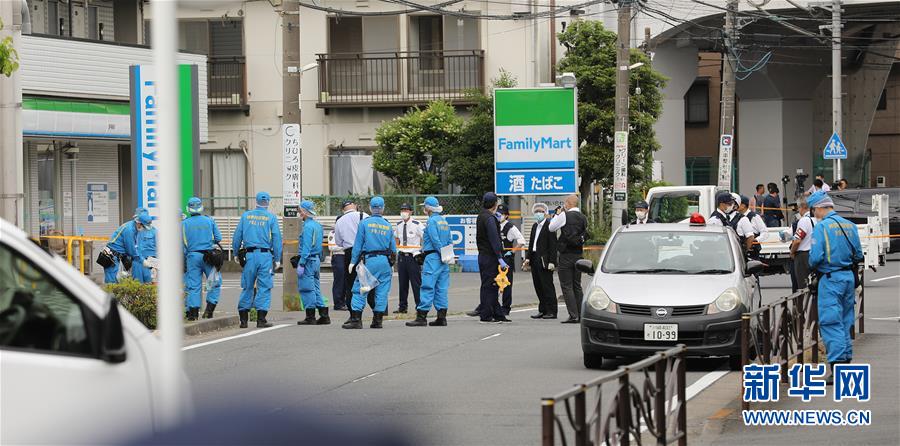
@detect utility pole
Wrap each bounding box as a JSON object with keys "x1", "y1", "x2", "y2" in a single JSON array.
[
  {"x1": 282, "y1": 0, "x2": 302, "y2": 311},
  {"x1": 611, "y1": 0, "x2": 632, "y2": 233},
  {"x1": 831, "y1": 0, "x2": 842, "y2": 181},
  {"x1": 717, "y1": 0, "x2": 738, "y2": 191},
  {"x1": 550, "y1": 0, "x2": 556, "y2": 81},
  {"x1": 0, "y1": 1, "x2": 24, "y2": 228}
]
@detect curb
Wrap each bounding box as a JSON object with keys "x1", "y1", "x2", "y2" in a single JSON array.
[{"x1": 184, "y1": 316, "x2": 240, "y2": 336}]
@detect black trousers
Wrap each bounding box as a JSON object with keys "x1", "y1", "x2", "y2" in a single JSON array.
[
  {"x1": 478, "y1": 254, "x2": 505, "y2": 321},
  {"x1": 397, "y1": 253, "x2": 421, "y2": 310},
  {"x1": 474, "y1": 260, "x2": 514, "y2": 314},
  {"x1": 532, "y1": 264, "x2": 556, "y2": 315},
  {"x1": 558, "y1": 252, "x2": 583, "y2": 320},
  {"x1": 331, "y1": 254, "x2": 346, "y2": 308}
]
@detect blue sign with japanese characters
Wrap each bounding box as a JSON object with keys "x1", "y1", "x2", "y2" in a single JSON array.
[{"x1": 495, "y1": 170, "x2": 577, "y2": 195}]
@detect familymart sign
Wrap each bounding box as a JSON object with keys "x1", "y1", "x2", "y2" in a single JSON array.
[{"x1": 494, "y1": 88, "x2": 578, "y2": 195}]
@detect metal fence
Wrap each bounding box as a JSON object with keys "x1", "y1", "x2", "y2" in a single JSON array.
[
  {"x1": 739, "y1": 268, "x2": 865, "y2": 411},
  {"x1": 316, "y1": 50, "x2": 485, "y2": 107},
  {"x1": 199, "y1": 195, "x2": 482, "y2": 217},
  {"x1": 208, "y1": 56, "x2": 248, "y2": 109},
  {"x1": 542, "y1": 345, "x2": 687, "y2": 446}
]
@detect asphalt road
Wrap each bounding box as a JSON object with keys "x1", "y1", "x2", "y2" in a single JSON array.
[{"x1": 182, "y1": 266, "x2": 819, "y2": 445}]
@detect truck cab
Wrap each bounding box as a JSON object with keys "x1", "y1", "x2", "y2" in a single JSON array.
[
  {"x1": 0, "y1": 219, "x2": 191, "y2": 444},
  {"x1": 645, "y1": 185, "x2": 719, "y2": 224}
]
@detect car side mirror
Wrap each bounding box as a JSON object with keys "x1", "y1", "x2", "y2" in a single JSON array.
[
  {"x1": 745, "y1": 260, "x2": 765, "y2": 277},
  {"x1": 575, "y1": 259, "x2": 595, "y2": 275},
  {"x1": 101, "y1": 296, "x2": 127, "y2": 363}
]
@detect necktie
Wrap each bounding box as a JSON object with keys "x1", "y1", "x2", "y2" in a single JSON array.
[{"x1": 402, "y1": 222, "x2": 407, "y2": 246}]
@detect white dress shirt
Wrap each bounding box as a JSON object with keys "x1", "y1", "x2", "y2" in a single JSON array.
[
  {"x1": 333, "y1": 210, "x2": 369, "y2": 249},
  {"x1": 748, "y1": 211, "x2": 768, "y2": 242},
  {"x1": 793, "y1": 212, "x2": 816, "y2": 252},
  {"x1": 531, "y1": 220, "x2": 546, "y2": 252},
  {"x1": 395, "y1": 218, "x2": 424, "y2": 254},
  {"x1": 548, "y1": 207, "x2": 580, "y2": 232}
]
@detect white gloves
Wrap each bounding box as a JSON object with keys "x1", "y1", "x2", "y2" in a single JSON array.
[
  {"x1": 274, "y1": 261, "x2": 282, "y2": 270},
  {"x1": 548, "y1": 263, "x2": 556, "y2": 271},
  {"x1": 348, "y1": 263, "x2": 356, "y2": 275}
]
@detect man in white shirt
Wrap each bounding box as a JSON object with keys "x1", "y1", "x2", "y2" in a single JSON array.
[
  {"x1": 790, "y1": 198, "x2": 815, "y2": 290},
  {"x1": 736, "y1": 195, "x2": 763, "y2": 259},
  {"x1": 525, "y1": 203, "x2": 558, "y2": 319},
  {"x1": 708, "y1": 192, "x2": 736, "y2": 227},
  {"x1": 805, "y1": 174, "x2": 831, "y2": 195},
  {"x1": 394, "y1": 203, "x2": 424, "y2": 313},
  {"x1": 333, "y1": 200, "x2": 369, "y2": 309},
  {"x1": 548, "y1": 194, "x2": 588, "y2": 323}
]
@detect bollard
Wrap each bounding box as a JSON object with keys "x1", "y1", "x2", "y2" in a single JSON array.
[{"x1": 541, "y1": 399, "x2": 555, "y2": 446}]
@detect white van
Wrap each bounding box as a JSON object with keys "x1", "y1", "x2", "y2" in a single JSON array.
[{"x1": 0, "y1": 219, "x2": 191, "y2": 444}]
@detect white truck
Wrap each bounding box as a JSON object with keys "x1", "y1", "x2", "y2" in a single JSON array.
[
  {"x1": 0, "y1": 219, "x2": 192, "y2": 444},
  {"x1": 644, "y1": 185, "x2": 889, "y2": 274}
]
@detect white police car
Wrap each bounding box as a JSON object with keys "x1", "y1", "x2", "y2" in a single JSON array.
[{"x1": 576, "y1": 215, "x2": 764, "y2": 370}]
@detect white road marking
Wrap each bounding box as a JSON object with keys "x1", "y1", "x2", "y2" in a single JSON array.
[
  {"x1": 510, "y1": 304, "x2": 566, "y2": 314},
  {"x1": 182, "y1": 324, "x2": 290, "y2": 351},
  {"x1": 480, "y1": 333, "x2": 502, "y2": 341},
  {"x1": 351, "y1": 372, "x2": 380, "y2": 383},
  {"x1": 871, "y1": 274, "x2": 900, "y2": 283},
  {"x1": 685, "y1": 369, "x2": 729, "y2": 401},
  {"x1": 870, "y1": 316, "x2": 900, "y2": 321}
]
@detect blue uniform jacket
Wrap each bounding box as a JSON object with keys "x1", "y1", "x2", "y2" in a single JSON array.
[
  {"x1": 809, "y1": 211, "x2": 863, "y2": 274},
  {"x1": 137, "y1": 227, "x2": 157, "y2": 259},
  {"x1": 423, "y1": 214, "x2": 451, "y2": 252},
  {"x1": 108, "y1": 221, "x2": 139, "y2": 258},
  {"x1": 182, "y1": 214, "x2": 222, "y2": 253},
  {"x1": 232, "y1": 208, "x2": 283, "y2": 259},
  {"x1": 298, "y1": 218, "x2": 323, "y2": 267},
  {"x1": 350, "y1": 215, "x2": 398, "y2": 264}
]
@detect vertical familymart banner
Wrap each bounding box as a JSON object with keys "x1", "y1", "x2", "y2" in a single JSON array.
[
  {"x1": 130, "y1": 65, "x2": 201, "y2": 220},
  {"x1": 494, "y1": 87, "x2": 578, "y2": 195}
]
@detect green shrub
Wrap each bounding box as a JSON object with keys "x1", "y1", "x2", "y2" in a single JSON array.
[{"x1": 105, "y1": 279, "x2": 158, "y2": 329}]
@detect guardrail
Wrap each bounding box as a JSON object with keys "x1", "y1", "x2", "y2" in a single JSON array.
[
  {"x1": 542, "y1": 345, "x2": 687, "y2": 446},
  {"x1": 740, "y1": 266, "x2": 865, "y2": 411}
]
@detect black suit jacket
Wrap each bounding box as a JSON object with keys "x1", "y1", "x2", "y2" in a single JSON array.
[{"x1": 527, "y1": 222, "x2": 558, "y2": 269}]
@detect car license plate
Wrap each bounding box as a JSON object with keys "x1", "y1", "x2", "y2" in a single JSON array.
[{"x1": 644, "y1": 323, "x2": 678, "y2": 341}]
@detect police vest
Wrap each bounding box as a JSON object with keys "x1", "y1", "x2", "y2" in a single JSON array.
[
  {"x1": 710, "y1": 211, "x2": 730, "y2": 226},
  {"x1": 500, "y1": 221, "x2": 514, "y2": 251}
]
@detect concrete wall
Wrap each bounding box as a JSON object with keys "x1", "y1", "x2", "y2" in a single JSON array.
[
  {"x1": 738, "y1": 100, "x2": 783, "y2": 194},
  {"x1": 651, "y1": 43, "x2": 698, "y2": 186}
]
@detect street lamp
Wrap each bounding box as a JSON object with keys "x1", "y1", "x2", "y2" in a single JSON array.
[{"x1": 628, "y1": 62, "x2": 644, "y2": 70}]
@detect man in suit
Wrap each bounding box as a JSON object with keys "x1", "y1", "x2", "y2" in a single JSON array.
[
  {"x1": 629, "y1": 200, "x2": 655, "y2": 225},
  {"x1": 525, "y1": 203, "x2": 558, "y2": 319}
]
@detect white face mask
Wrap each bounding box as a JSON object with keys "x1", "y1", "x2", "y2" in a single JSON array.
[
  {"x1": 635, "y1": 210, "x2": 648, "y2": 220},
  {"x1": 400, "y1": 211, "x2": 411, "y2": 220}
]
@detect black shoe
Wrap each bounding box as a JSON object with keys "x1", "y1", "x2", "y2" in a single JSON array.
[
  {"x1": 370, "y1": 311, "x2": 384, "y2": 329},
  {"x1": 495, "y1": 316, "x2": 512, "y2": 323},
  {"x1": 342, "y1": 311, "x2": 363, "y2": 329},
  {"x1": 316, "y1": 307, "x2": 331, "y2": 325},
  {"x1": 297, "y1": 308, "x2": 317, "y2": 326},
  {"x1": 428, "y1": 309, "x2": 448, "y2": 327},
  {"x1": 502, "y1": 308, "x2": 511, "y2": 316},
  {"x1": 239, "y1": 310, "x2": 249, "y2": 329},
  {"x1": 466, "y1": 310, "x2": 480, "y2": 317},
  {"x1": 406, "y1": 310, "x2": 429, "y2": 327},
  {"x1": 542, "y1": 313, "x2": 558, "y2": 320},
  {"x1": 393, "y1": 308, "x2": 408, "y2": 314},
  {"x1": 334, "y1": 305, "x2": 349, "y2": 311},
  {"x1": 561, "y1": 318, "x2": 579, "y2": 324},
  {"x1": 202, "y1": 303, "x2": 216, "y2": 319},
  {"x1": 826, "y1": 362, "x2": 836, "y2": 386},
  {"x1": 257, "y1": 310, "x2": 273, "y2": 328},
  {"x1": 479, "y1": 319, "x2": 502, "y2": 324},
  {"x1": 530, "y1": 312, "x2": 545, "y2": 319},
  {"x1": 186, "y1": 307, "x2": 200, "y2": 321}
]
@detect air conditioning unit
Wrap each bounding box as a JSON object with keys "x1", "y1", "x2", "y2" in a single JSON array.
[{"x1": 876, "y1": 176, "x2": 887, "y2": 188}]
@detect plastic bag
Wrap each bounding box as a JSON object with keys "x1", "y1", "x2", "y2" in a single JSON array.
[
  {"x1": 116, "y1": 260, "x2": 131, "y2": 281},
  {"x1": 356, "y1": 263, "x2": 380, "y2": 293},
  {"x1": 440, "y1": 244, "x2": 456, "y2": 264},
  {"x1": 205, "y1": 268, "x2": 220, "y2": 291}
]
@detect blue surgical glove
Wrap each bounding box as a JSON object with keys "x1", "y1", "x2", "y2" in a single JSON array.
[
  {"x1": 296, "y1": 266, "x2": 305, "y2": 277},
  {"x1": 499, "y1": 258, "x2": 509, "y2": 270}
]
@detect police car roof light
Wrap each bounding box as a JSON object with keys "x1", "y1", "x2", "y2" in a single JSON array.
[{"x1": 689, "y1": 213, "x2": 706, "y2": 226}]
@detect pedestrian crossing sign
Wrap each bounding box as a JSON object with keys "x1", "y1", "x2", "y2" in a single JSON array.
[{"x1": 823, "y1": 132, "x2": 848, "y2": 160}]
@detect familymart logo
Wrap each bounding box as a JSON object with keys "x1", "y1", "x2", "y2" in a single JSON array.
[{"x1": 497, "y1": 136, "x2": 574, "y2": 152}]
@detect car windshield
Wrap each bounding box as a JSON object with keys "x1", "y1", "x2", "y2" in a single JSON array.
[
  {"x1": 601, "y1": 231, "x2": 734, "y2": 274},
  {"x1": 648, "y1": 192, "x2": 701, "y2": 223}
]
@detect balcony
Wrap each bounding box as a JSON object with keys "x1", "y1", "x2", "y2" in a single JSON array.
[
  {"x1": 208, "y1": 56, "x2": 249, "y2": 113},
  {"x1": 316, "y1": 50, "x2": 485, "y2": 108}
]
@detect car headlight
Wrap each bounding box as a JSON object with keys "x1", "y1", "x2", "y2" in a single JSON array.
[
  {"x1": 708, "y1": 288, "x2": 741, "y2": 314},
  {"x1": 587, "y1": 286, "x2": 614, "y2": 311}
]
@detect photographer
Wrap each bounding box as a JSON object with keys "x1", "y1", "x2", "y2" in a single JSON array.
[{"x1": 547, "y1": 195, "x2": 587, "y2": 324}]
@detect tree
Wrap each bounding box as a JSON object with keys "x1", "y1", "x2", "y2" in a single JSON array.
[
  {"x1": 557, "y1": 21, "x2": 666, "y2": 192},
  {"x1": 0, "y1": 18, "x2": 19, "y2": 77},
  {"x1": 373, "y1": 100, "x2": 463, "y2": 193},
  {"x1": 446, "y1": 69, "x2": 518, "y2": 195}
]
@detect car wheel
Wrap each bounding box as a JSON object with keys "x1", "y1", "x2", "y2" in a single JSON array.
[
  {"x1": 728, "y1": 354, "x2": 743, "y2": 371},
  {"x1": 583, "y1": 353, "x2": 604, "y2": 369}
]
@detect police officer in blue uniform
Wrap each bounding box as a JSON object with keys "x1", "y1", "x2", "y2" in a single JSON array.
[
  {"x1": 808, "y1": 190, "x2": 863, "y2": 384},
  {"x1": 102, "y1": 208, "x2": 145, "y2": 283},
  {"x1": 342, "y1": 197, "x2": 397, "y2": 330},
  {"x1": 183, "y1": 197, "x2": 223, "y2": 320},
  {"x1": 296, "y1": 200, "x2": 330, "y2": 326},
  {"x1": 232, "y1": 192, "x2": 283, "y2": 329},
  {"x1": 406, "y1": 197, "x2": 451, "y2": 327},
  {"x1": 132, "y1": 212, "x2": 157, "y2": 284}
]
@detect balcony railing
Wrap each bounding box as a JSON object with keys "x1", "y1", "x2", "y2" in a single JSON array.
[
  {"x1": 316, "y1": 50, "x2": 485, "y2": 108},
  {"x1": 208, "y1": 56, "x2": 249, "y2": 112}
]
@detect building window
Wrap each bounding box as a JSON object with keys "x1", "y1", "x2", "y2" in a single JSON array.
[
  {"x1": 199, "y1": 151, "x2": 247, "y2": 216},
  {"x1": 685, "y1": 80, "x2": 709, "y2": 125},
  {"x1": 877, "y1": 89, "x2": 887, "y2": 111},
  {"x1": 329, "y1": 150, "x2": 382, "y2": 196}
]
